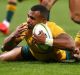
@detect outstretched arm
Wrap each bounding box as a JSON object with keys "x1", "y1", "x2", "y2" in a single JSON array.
[
  {"x1": 33, "y1": 31, "x2": 75, "y2": 51},
  {"x1": 53, "y1": 33, "x2": 75, "y2": 51}
]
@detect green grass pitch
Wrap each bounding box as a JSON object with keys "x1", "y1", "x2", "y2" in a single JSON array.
[{"x1": 0, "y1": 0, "x2": 80, "y2": 75}]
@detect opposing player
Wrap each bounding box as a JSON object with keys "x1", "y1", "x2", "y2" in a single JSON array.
[
  {"x1": 40, "y1": 0, "x2": 80, "y2": 24},
  {"x1": 69, "y1": 0, "x2": 80, "y2": 24},
  {"x1": 39, "y1": 0, "x2": 57, "y2": 20},
  {"x1": 0, "y1": 0, "x2": 17, "y2": 34},
  {"x1": 0, "y1": 0, "x2": 57, "y2": 35},
  {"x1": 0, "y1": 0, "x2": 24, "y2": 34},
  {"x1": 0, "y1": 5, "x2": 75, "y2": 62}
]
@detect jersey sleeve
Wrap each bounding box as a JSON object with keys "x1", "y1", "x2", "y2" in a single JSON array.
[{"x1": 47, "y1": 22, "x2": 66, "y2": 38}]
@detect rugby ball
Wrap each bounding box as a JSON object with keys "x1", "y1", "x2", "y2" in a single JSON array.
[{"x1": 33, "y1": 23, "x2": 53, "y2": 51}]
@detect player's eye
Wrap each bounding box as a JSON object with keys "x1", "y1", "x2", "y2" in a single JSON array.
[
  {"x1": 28, "y1": 14, "x2": 35, "y2": 20},
  {"x1": 30, "y1": 16, "x2": 35, "y2": 20}
]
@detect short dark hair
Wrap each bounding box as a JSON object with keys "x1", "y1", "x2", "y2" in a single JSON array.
[{"x1": 31, "y1": 4, "x2": 49, "y2": 20}]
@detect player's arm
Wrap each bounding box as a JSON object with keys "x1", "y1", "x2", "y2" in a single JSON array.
[
  {"x1": 34, "y1": 32, "x2": 75, "y2": 51},
  {"x1": 33, "y1": 30, "x2": 75, "y2": 51},
  {"x1": 53, "y1": 33, "x2": 75, "y2": 51},
  {"x1": 39, "y1": 0, "x2": 58, "y2": 10},
  {"x1": 69, "y1": 0, "x2": 80, "y2": 24},
  {"x1": 2, "y1": 23, "x2": 28, "y2": 51}
]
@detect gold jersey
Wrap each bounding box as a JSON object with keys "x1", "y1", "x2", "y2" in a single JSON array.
[
  {"x1": 20, "y1": 22, "x2": 67, "y2": 61},
  {"x1": 75, "y1": 31, "x2": 80, "y2": 49},
  {"x1": 75, "y1": 31, "x2": 80, "y2": 44}
]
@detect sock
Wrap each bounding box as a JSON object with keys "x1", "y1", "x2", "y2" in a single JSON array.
[
  {"x1": 3, "y1": 1, "x2": 17, "y2": 27},
  {"x1": 3, "y1": 20, "x2": 10, "y2": 28}
]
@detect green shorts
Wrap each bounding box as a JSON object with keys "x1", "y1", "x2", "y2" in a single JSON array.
[
  {"x1": 62, "y1": 51, "x2": 75, "y2": 62},
  {"x1": 21, "y1": 45, "x2": 36, "y2": 60},
  {"x1": 66, "y1": 51, "x2": 71, "y2": 60}
]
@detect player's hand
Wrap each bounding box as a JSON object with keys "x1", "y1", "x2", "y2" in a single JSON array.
[
  {"x1": 74, "y1": 47, "x2": 80, "y2": 54},
  {"x1": 14, "y1": 23, "x2": 28, "y2": 38},
  {"x1": 73, "y1": 47, "x2": 80, "y2": 60},
  {"x1": 32, "y1": 31, "x2": 46, "y2": 44}
]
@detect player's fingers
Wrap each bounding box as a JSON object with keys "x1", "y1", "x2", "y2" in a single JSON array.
[
  {"x1": 19, "y1": 27, "x2": 28, "y2": 30},
  {"x1": 20, "y1": 24, "x2": 27, "y2": 28},
  {"x1": 32, "y1": 35, "x2": 38, "y2": 44},
  {"x1": 18, "y1": 28, "x2": 28, "y2": 34},
  {"x1": 74, "y1": 54, "x2": 80, "y2": 59},
  {"x1": 17, "y1": 23, "x2": 27, "y2": 29}
]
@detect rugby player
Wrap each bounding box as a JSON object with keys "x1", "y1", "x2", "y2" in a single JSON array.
[{"x1": 0, "y1": 5, "x2": 75, "y2": 62}]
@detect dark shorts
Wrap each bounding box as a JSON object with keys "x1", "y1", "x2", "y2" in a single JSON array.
[
  {"x1": 66, "y1": 51, "x2": 72, "y2": 60},
  {"x1": 21, "y1": 45, "x2": 36, "y2": 60}
]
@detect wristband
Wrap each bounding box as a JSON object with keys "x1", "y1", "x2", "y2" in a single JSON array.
[{"x1": 45, "y1": 38, "x2": 53, "y2": 46}]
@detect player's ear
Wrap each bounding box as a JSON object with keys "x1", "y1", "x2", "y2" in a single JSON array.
[{"x1": 42, "y1": 18, "x2": 47, "y2": 23}]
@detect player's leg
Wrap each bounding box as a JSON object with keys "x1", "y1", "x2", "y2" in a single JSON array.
[
  {"x1": 69, "y1": 0, "x2": 80, "y2": 24},
  {"x1": 39, "y1": 0, "x2": 57, "y2": 21},
  {"x1": 0, "y1": 46, "x2": 36, "y2": 61},
  {"x1": 0, "y1": 0, "x2": 17, "y2": 34},
  {"x1": 0, "y1": 46, "x2": 22, "y2": 61},
  {"x1": 39, "y1": 0, "x2": 57, "y2": 10}
]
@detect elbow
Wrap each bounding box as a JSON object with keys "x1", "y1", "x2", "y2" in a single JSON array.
[
  {"x1": 66, "y1": 42, "x2": 75, "y2": 51},
  {"x1": 67, "y1": 44, "x2": 75, "y2": 50}
]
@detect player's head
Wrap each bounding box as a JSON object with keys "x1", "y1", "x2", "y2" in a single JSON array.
[
  {"x1": 31, "y1": 4, "x2": 49, "y2": 20},
  {"x1": 27, "y1": 4, "x2": 49, "y2": 29}
]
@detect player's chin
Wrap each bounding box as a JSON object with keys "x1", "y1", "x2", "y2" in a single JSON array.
[{"x1": 71, "y1": 15, "x2": 80, "y2": 24}]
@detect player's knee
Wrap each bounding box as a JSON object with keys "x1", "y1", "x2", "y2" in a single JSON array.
[{"x1": 71, "y1": 13, "x2": 80, "y2": 24}]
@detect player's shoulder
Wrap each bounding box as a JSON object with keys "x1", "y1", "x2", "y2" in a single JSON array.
[
  {"x1": 47, "y1": 21, "x2": 63, "y2": 29},
  {"x1": 47, "y1": 21, "x2": 60, "y2": 28},
  {"x1": 47, "y1": 21, "x2": 56, "y2": 25}
]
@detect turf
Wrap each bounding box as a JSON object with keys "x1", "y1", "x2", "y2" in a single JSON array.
[{"x1": 0, "y1": 0, "x2": 80, "y2": 75}]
